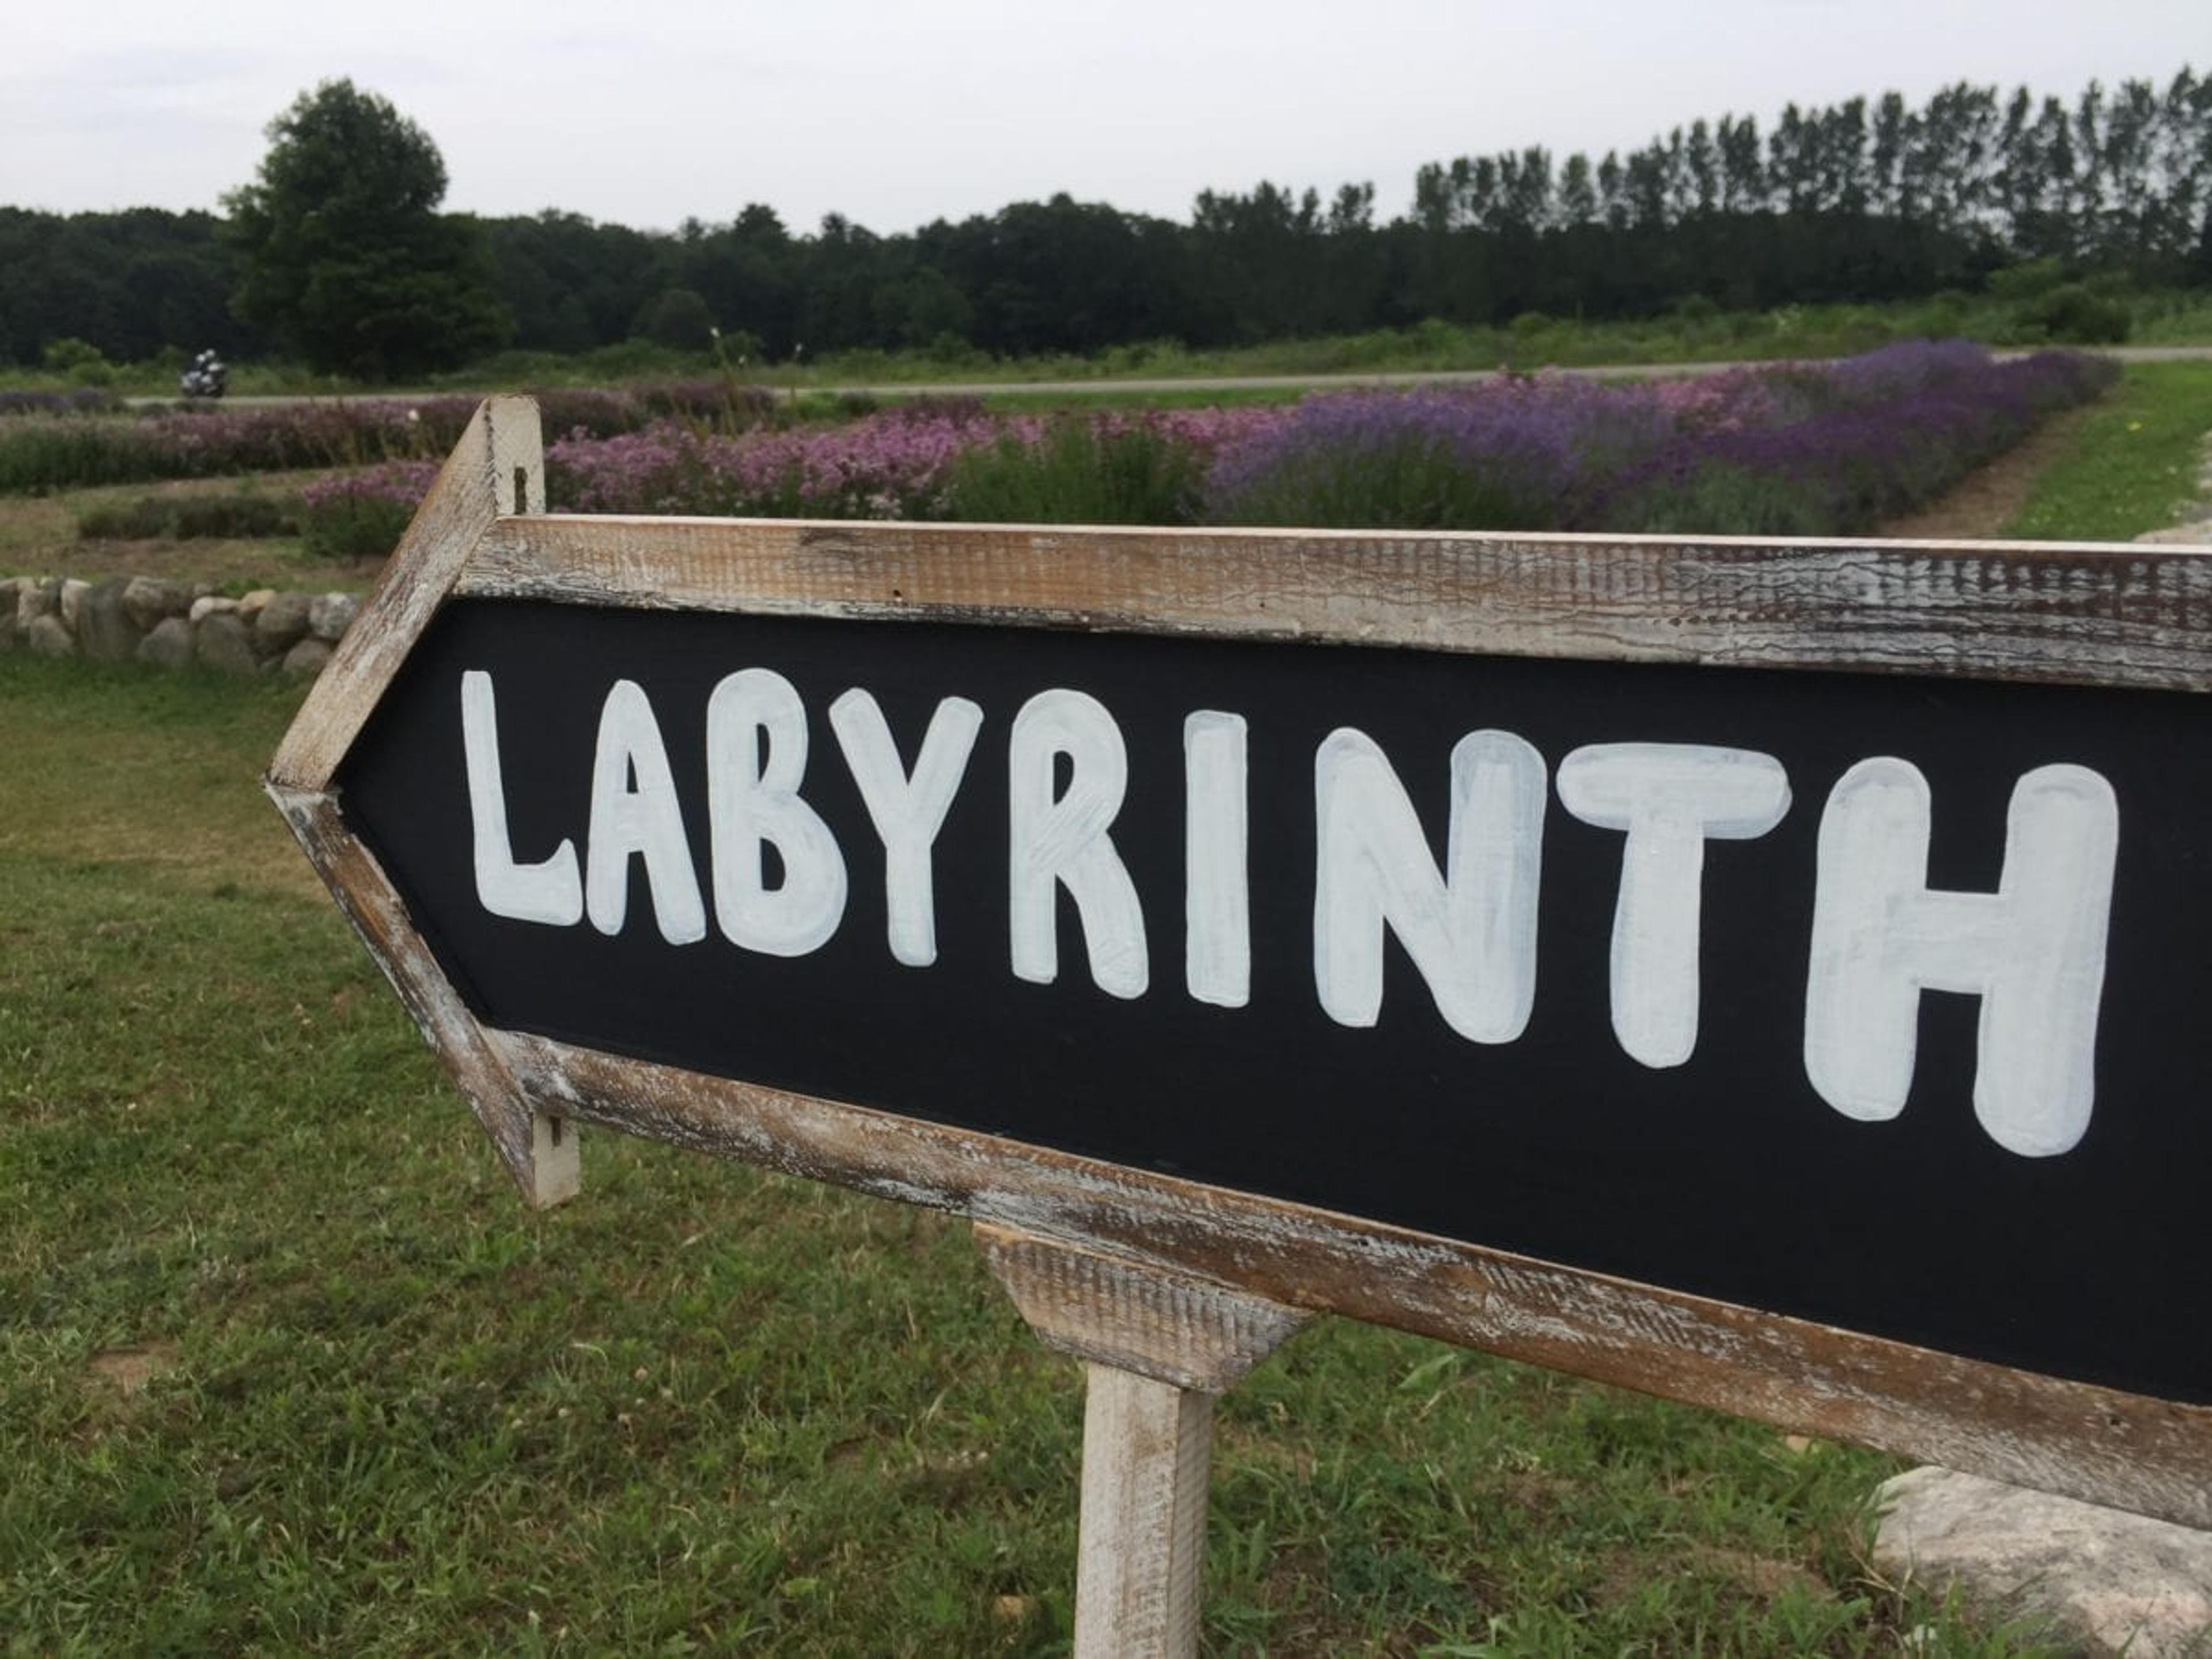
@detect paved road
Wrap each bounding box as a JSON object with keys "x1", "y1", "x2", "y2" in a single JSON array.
[{"x1": 133, "y1": 343, "x2": 2212, "y2": 410}]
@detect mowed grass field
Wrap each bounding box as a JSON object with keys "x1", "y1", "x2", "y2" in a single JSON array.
[{"x1": 7, "y1": 369, "x2": 2207, "y2": 1657}]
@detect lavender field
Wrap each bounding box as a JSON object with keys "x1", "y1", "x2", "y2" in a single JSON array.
[
  {"x1": 539, "y1": 341, "x2": 2114, "y2": 537},
  {"x1": 0, "y1": 342, "x2": 2118, "y2": 548}
]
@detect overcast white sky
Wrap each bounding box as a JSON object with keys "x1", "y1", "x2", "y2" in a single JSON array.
[{"x1": 2, "y1": 1, "x2": 2200, "y2": 234}]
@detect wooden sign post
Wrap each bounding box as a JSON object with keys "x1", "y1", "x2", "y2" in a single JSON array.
[{"x1": 272, "y1": 397, "x2": 2212, "y2": 1655}]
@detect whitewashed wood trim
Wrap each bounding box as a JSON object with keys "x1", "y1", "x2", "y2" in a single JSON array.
[
  {"x1": 1075, "y1": 1366, "x2": 1213, "y2": 1659},
  {"x1": 483, "y1": 1027, "x2": 2212, "y2": 1529},
  {"x1": 270, "y1": 396, "x2": 544, "y2": 792},
  {"x1": 269, "y1": 783, "x2": 577, "y2": 1206},
  {"x1": 977, "y1": 1224, "x2": 1308, "y2": 1393},
  {"x1": 457, "y1": 514, "x2": 2212, "y2": 692}
]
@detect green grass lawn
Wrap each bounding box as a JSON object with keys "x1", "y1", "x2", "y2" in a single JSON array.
[
  {"x1": 0, "y1": 657, "x2": 2082, "y2": 1656},
  {"x1": 2005, "y1": 360, "x2": 2212, "y2": 541}
]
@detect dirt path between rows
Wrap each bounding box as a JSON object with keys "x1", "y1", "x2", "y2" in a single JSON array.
[{"x1": 1875, "y1": 406, "x2": 2092, "y2": 540}]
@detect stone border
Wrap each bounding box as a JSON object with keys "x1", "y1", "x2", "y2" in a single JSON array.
[{"x1": 1, "y1": 575, "x2": 360, "y2": 678}]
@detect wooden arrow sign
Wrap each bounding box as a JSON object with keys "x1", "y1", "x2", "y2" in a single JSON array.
[{"x1": 272, "y1": 397, "x2": 2212, "y2": 1650}]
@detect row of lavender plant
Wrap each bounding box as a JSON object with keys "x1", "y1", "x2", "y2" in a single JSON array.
[
  {"x1": 0, "y1": 382, "x2": 772, "y2": 494},
  {"x1": 537, "y1": 343, "x2": 2113, "y2": 537},
  {"x1": 0, "y1": 389, "x2": 124, "y2": 418}
]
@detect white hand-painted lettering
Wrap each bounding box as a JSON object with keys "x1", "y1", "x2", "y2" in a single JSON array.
[
  {"x1": 1805, "y1": 758, "x2": 2117, "y2": 1157},
  {"x1": 1008, "y1": 688, "x2": 1149, "y2": 999},
  {"x1": 706, "y1": 669, "x2": 849, "y2": 957},
  {"x1": 1314, "y1": 728, "x2": 1545, "y2": 1042},
  {"x1": 831, "y1": 689, "x2": 983, "y2": 968},
  {"x1": 1184, "y1": 710, "x2": 1250, "y2": 1009},
  {"x1": 460, "y1": 669, "x2": 582, "y2": 927},
  {"x1": 586, "y1": 679, "x2": 706, "y2": 944},
  {"x1": 1559, "y1": 744, "x2": 1791, "y2": 1069}
]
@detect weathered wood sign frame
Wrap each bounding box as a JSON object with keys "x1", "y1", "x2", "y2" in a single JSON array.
[{"x1": 271, "y1": 398, "x2": 2211, "y2": 1656}]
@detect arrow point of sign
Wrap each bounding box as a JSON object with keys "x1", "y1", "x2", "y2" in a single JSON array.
[
  {"x1": 271, "y1": 396, "x2": 543, "y2": 794},
  {"x1": 268, "y1": 399, "x2": 579, "y2": 1210}
]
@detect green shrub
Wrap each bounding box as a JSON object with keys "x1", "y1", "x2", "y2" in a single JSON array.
[
  {"x1": 76, "y1": 491, "x2": 299, "y2": 541},
  {"x1": 1985, "y1": 258, "x2": 2072, "y2": 301},
  {"x1": 40, "y1": 338, "x2": 111, "y2": 380},
  {"x1": 2016, "y1": 282, "x2": 2132, "y2": 345},
  {"x1": 301, "y1": 497, "x2": 412, "y2": 559},
  {"x1": 942, "y1": 417, "x2": 1209, "y2": 525}
]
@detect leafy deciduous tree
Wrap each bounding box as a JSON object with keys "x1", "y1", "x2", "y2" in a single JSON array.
[{"x1": 224, "y1": 79, "x2": 508, "y2": 379}]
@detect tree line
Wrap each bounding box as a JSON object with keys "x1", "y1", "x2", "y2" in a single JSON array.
[{"x1": 2, "y1": 67, "x2": 2206, "y2": 376}]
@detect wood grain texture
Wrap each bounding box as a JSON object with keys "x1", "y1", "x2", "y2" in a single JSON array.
[
  {"x1": 458, "y1": 515, "x2": 2212, "y2": 692},
  {"x1": 267, "y1": 784, "x2": 577, "y2": 1207},
  {"x1": 485, "y1": 1029, "x2": 2212, "y2": 1529},
  {"x1": 976, "y1": 1224, "x2": 1307, "y2": 1393},
  {"x1": 1075, "y1": 1365, "x2": 1213, "y2": 1659},
  {"x1": 269, "y1": 396, "x2": 544, "y2": 791}
]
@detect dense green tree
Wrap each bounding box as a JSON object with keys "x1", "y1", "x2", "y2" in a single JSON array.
[
  {"x1": 2, "y1": 63, "x2": 2205, "y2": 374},
  {"x1": 223, "y1": 79, "x2": 507, "y2": 378}
]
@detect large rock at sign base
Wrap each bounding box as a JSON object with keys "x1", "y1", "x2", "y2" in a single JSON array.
[
  {"x1": 122, "y1": 576, "x2": 191, "y2": 631},
  {"x1": 79, "y1": 578, "x2": 143, "y2": 662},
  {"x1": 308, "y1": 591, "x2": 359, "y2": 642},
  {"x1": 26, "y1": 614, "x2": 76, "y2": 658},
  {"x1": 194, "y1": 612, "x2": 259, "y2": 676},
  {"x1": 253, "y1": 590, "x2": 313, "y2": 656},
  {"x1": 1874, "y1": 1467, "x2": 2212, "y2": 1656},
  {"x1": 137, "y1": 617, "x2": 195, "y2": 670},
  {"x1": 281, "y1": 637, "x2": 333, "y2": 678}
]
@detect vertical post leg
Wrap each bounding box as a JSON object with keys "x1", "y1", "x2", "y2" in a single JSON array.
[
  {"x1": 975, "y1": 1224, "x2": 1309, "y2": 1659},
  {"x1": 1076, "y1": 1364, "x2": 1214, "y2": 1659}
]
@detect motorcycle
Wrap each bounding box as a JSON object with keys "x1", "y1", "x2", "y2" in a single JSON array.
[{"x1": 179, "y1": 349, "x2": 228, "y2": 400}]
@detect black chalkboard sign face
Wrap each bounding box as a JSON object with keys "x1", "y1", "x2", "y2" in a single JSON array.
[
  {"x1": 338, "y1": 596, "x2": 2208, "y2": 1407},
  {"x1": 268, "y1": 400, "x2": 2212, "y2": 1529}
]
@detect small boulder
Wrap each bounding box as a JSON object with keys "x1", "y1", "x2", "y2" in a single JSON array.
[
  {"x1": 122, "y1": 576, "x2": 191, "y2": 631},
  {"x1": 281, "y1": 637, "x2": 334, "y2": 677},
  {"x1": 137, "y1": 616, "x2": 195, "y2": 670},
  {"x1": 308, "y1": 592, "x2": 359, "y2": 642},
  {"x1": 254, "y1": 590, "x2": 313, "y2": 656},
  {"x1": 58, "y1": 578, "x2": 90, "y2": 631},
  {"x1": 26, "y1": 614, "x2": 76, "y2": 658},
  {"x1": 1875, "y1": 1467, "x2": 2212, "y2": 1657},
  {"x1": 194, "y1": 612, "x2": 259, "y2": 676},
  {"x1": 236, "y1": 588, "x2": 276, "y2": 624},
  {"x1": 188, "y1": 594, "x2": 239, "y2": 623},
  {"x1": 79, "y1": 578, "x2": 142, "y2": 662},
  {"x1": 16, "y1": 578, "x2": 53, "y2": 627}
]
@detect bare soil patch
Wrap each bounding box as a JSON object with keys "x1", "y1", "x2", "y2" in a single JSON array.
[
  {"x1": 88, "y1": 1340, "x2": 180, "y2": 1399},
  {"x1": 1877, "y1": 407, "x2": 2092, "y2": 540}
]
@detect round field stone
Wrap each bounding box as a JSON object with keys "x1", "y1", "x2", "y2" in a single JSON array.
[
  {"x1": 79, "y1": 578, "x2": 142, "y2": 662},
  {"x1": 309, "y1": 592, "x2": 359, "y2": 642},
  {"x1": 1876, "y1": 1467, "x2": 2212, "y2": 1657},
  {"x1": 122, "y1": 576, "x2": 191, "y2": 631},
  {"x1": 26, "y1": 614, "x2": 76, "y2": 658},
  {"x1": 138, "y1": 616, "x2": 195, "y2": 670},
  {"x1": 254, "y1": 590, "x2": 314, "y2": 655},
  {"x1": 281, "y1": 637, "x2": 334, "y2": 677},
  {"x1": 194, "y1": 612, "x2": 259, "y2": 676}
]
